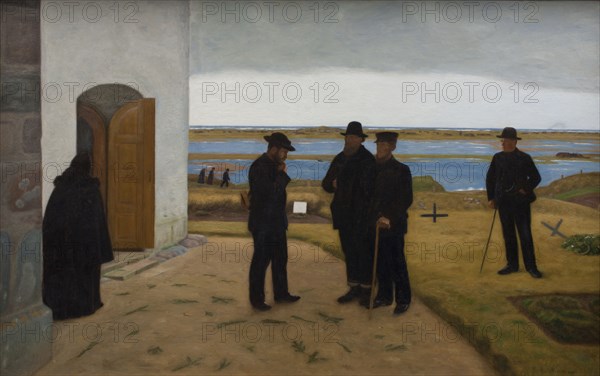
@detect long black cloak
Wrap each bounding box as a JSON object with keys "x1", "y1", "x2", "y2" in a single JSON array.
[{"x1": 42, "y1": 154, "x2": 113, "y2": 320}]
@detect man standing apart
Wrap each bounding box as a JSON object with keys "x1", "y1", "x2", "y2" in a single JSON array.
[
  {"x1": 220, "y1": 168, "x2": 231, "y2": 188},
  {"x1": 486, "y1": 127, "x2": 542, "y2": 278},
  {"x1": 322, "y1": 121, "x2": 376, "y2": 304},
  {"x1": 248, "y1": 132, "x2": 300, "y2": 311},
  {"x1": 364, "y1": 132, "x2": 413, "y2": 315}
]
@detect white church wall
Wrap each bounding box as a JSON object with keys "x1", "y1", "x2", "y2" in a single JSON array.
[{"x1": 40, "y1": 0, "x2": 189, "y2": 249}]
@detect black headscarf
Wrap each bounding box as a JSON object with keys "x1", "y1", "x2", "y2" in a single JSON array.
[{"x1": 54, "y1": 152, "x2": 92, "y2": 186}]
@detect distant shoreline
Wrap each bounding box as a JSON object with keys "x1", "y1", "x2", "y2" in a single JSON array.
[{"x1": 190, "y1": 127, "x2": 600, "y2": 141}]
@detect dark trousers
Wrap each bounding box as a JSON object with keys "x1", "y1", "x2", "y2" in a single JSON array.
[
  {"x1": 249, "y1": 230, "x2": 289, "y2": 304},
  {"x1": 339, "y1": 225, "x2": 372, "y2": 287},
  {"x1": 220, "y1": 180, "x2": 229, "y2": 188},
  {"x1": 498, "y1": 202, "x2": 537, "y2": 270},
  {"x1": 375, "y1": 232, "x2": 411, "y2": 305}
]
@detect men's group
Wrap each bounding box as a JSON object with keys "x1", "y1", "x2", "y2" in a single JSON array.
[{"x1": 247, "y1": 122, "x2": 543, "y2": 314}]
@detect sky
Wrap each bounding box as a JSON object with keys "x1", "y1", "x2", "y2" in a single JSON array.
[{"x1": 189, "y1": 1, "x2": 600, "y2": 130}]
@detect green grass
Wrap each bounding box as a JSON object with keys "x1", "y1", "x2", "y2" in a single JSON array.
[
  {"x1": 510, "y1": 294, "x2": 599, "y2": 345},
  {"x1": 188, "y1": 176, "x2": 444, "y2": 220},
  {"x1": 537, "y1": 172, "x2": 599, "y2": 198},
  {"x1": 553, "y1": 186, "x2": 600, "y2": 201}
]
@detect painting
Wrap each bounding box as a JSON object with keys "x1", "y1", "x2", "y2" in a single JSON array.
[{"x1": 1, "y1": 1, "x2": 598, "y2": 375}]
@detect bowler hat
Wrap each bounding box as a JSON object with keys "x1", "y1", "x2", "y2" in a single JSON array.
[
  {"x1": 263, "y1": 132, "x2": 295, "y2": 151},
  {"x1": 496, "y1": 127, "x2": 521, "y2": 140},
  {"x1": 340, "y1": 121, "x2": 368, "y2": 138},
  {"x1": 375, "y1": 131, "x2": 399, "y2": 143}
]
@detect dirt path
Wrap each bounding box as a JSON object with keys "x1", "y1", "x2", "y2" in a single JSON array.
[{"x1": 36, "y1": 237, "x2": 494, "y2": 376}]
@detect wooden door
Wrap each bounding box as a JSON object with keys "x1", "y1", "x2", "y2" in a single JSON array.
[
  {"x1": 77, "y1": 104, "x2": 107, "y2": 208},
  {"x1": 107, "y1": 99, "x2": 155, "y2": 249}
]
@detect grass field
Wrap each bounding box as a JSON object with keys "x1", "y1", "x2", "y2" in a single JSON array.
[
  {"x1": 187, "y1": 173, "x2": 600, "y2": 375},
  {"x1": 190, "y1": 127, "x2": 600, "y2": 142}
]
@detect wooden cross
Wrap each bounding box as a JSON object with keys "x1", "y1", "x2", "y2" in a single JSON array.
[
  {"x1": 420, "y1": 203, "x2": 449, "y2": 223},
  {"x1": 541, "y1": 219, "x2": 567, "y2": 239}
]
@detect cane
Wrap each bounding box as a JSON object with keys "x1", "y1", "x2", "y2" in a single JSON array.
[
  {"x1": 479, "y1": 208, "x2": 497, "y2": 274},
  {"x1": 369, "y1": 224, "x2": 381, "y2": 320}
]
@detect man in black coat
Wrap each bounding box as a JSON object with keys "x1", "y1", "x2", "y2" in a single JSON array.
[
  {"x1": 322, "y1": 121, "x2": 376, "y2": 304},
  {"x1": 43, "y1": 152, "x2": 114, "y2": 320},
  {"x1": 220, "y1": 168, "x2": 230, "y2": 188},
  {"x1": 248, "y1": 132, "x2": 300, "y2": 311},
  {"x1": 486, "y1": 127, "x2": 542, "y2": 278},
  {"x1": 362, "y1": 132, "x2": 413, "y2": 315}
]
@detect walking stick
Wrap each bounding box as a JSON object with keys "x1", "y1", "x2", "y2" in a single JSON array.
[
  {"x1": 479, "y1": 208, "x2": 497, "y2": 274},
  {"x1": 369, "y1": 224, "x2": 381, "y2": 320}
]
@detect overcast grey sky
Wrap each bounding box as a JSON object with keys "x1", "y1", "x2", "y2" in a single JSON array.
[{"x1": 189, "y1": 1, "x2": 599, "y2": 129}]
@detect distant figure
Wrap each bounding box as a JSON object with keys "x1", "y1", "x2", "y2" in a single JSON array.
[
  {"x1": 42, "y1": 152, "x2": 114, "y2": 320},
  {"x1": 248, "y1": 132, "x2": 300, "y2": 311},
  {"x1": 486, "y1": 127, "x2": 542, "y2": 279},
  {"x1": 322, "y1": 121, "x2": 376, "y2": 305},
  {"x1": 197, "y1": 168, "x2": 206, "y2": 184},
  {"x1": 207, "y1": 167, "x2": 215, "y2": 185},
  {"x1": 220, "y1": 168, "x2": 230, "y2": 188},
  {"x1": 363, "y1": 132, "x2": 413, "y2": 315}
]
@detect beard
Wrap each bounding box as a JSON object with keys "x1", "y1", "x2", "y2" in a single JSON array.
[{"x1": 343, "y1": 143, "x2": 360, "y2": 156}]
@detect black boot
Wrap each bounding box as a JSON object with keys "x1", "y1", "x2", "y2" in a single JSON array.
[{"x1": 337, "y1": 286, "x2": 361, "y2": 304}]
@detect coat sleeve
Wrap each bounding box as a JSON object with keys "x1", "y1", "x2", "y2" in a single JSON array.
[
  {"x1": 321, "y1": 155, "x2": 340, "y2": 193},
  {"x1": 486, "y1": 155, "x2": 497, "y2": 201},
  {"x1": 380, "y1": 165, "x2": 413, "y2": 227},
  {"x1": 359, "y1": 155, "x2": 376, "y2": 201},
  {"x1": 524, "y1": 154, "x2": 541, "y2": 193},
  {"x1": 249, "y1": 162, "x2": 290, "y2": 206}
]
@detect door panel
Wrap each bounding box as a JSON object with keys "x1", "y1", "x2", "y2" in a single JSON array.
[{"x1": 107, "y1": 99, "x2": 155, "y2": 249}]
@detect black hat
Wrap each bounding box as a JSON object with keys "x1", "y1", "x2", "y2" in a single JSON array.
[
  {"x1": 340, "y1": 121, "x2": 368, "y2": 138},
  {"x1": 264, "y1": 132, "x2": 296, "y2": 151},
  {"x1": 375, "y1": 132, "x2": 399, "y2": 143},
  {"x1": 496, "y1": 127, "x2": 521, "y2": 140}
]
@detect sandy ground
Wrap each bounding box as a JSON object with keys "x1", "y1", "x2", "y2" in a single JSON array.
[{"x1": 36, "y1": 237, "x2": 494, "y2": 376}]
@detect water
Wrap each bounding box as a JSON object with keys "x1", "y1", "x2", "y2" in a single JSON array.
[
  {"x1": 190, "y1": 139, "x2": 599, "y2": 157},
  {"x1": 189, "y1": 139, "x2": 600, "y2": 191}
]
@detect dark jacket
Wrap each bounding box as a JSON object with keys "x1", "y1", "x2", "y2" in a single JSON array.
[
  {"x1": 369, "y1": 157, "x2": 413, "y2": 234},
  {"x1": 486, "y1": 148, "x2": 541, "y2": 206},
  {"x1": 322, "y1": 145, "x2": 376, "y2": 229},
  {"x1": 248, "y1": 153, "x2": 291, "y2": 233}
]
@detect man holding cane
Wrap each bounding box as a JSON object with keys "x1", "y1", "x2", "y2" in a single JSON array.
[
  {"x1": 363, "y1": 132, "x2": 413, "y2": 315},
  {"x1": 486, "y1": 127, "x2": 542, "y2": 279}
]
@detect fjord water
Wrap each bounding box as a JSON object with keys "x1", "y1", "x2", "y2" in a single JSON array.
[{"x1": 189, "y1": 139, "x2": 599, "y2": 191}]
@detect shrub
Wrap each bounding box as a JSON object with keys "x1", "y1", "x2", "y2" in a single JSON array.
[{"x1": 561, "y1": 234, "x2": 600, "y2": 255}]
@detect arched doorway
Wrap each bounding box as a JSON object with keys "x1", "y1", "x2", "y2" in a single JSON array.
[{"x1": 77, "y1": 84, "x2": 155, "y2": 249}]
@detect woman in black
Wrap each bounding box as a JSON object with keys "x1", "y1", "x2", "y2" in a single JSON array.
[{"x1": 42, "y1": 152, "x2": 114, "y2": 320}]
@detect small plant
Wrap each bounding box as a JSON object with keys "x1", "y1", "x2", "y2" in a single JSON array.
[
  {"x1": 292, "y1": 340, "x2": 306, "y2": 353},
  {"x1": 171, "y1": 299, "x2": 199, "y2": 304},
  {"x1": 124, "y1": 305, "x2": 149, "y2": 316},
  {"x1": 561, "y1": 234, "x2": 599, "y2": 255},
  {"x1": 307, "y1": 351, "x2": 327, "y2": 363},
  {"x1": 217, "y1": 358, "x2": 231, "y2": 371},
  {"x1": 147, "y1": 346, "x2": 163, "y2": 355},
  {"x1": 172, "y1": 356, "x2": 202, "y2": 372}
]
